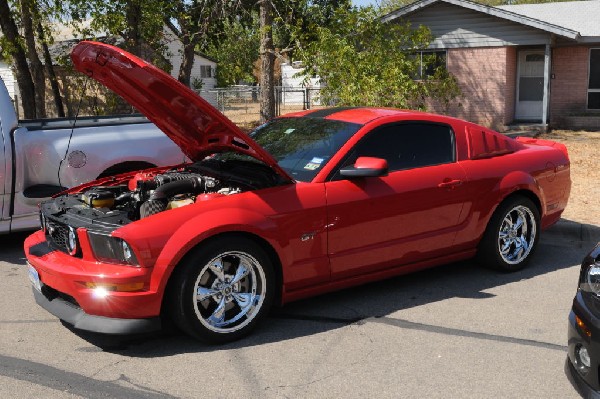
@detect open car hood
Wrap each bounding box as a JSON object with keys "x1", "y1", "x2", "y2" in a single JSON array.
[{"x1": 71, "y1": 41, "x2": 291, "y2": 181}]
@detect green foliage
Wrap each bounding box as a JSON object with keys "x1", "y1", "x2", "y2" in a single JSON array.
[
  {"x1": 299, "y1": 7, "x2": 461, "y2": 110},
  {"x1": 199, "y1": 1, "x2": 352, "y2": 88},
  {"x1": 270, "y1": 0, "x2": 352, "y2": 60},
  {"x1": 65, "y1": 0, "x2": 168, "y2": 68},
  {"x1": 378, "y1": 0, "x2": 413, "y2": 14},
  {"x1": 204, "y1": 17, "x2": 260, "y2": 86}
]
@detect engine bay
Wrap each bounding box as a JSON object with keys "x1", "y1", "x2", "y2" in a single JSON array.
[{"x1": 40, "y1": 158, "x2": 285, "y2": 233}]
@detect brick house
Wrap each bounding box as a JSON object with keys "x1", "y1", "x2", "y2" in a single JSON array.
[{"x1": 383, "y1": 0, "x2": 600, "y2": 130}]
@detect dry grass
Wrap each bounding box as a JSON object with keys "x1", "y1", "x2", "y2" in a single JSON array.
[{"x1": 541, "y1": 130, "x2": 600, "y2": 226}]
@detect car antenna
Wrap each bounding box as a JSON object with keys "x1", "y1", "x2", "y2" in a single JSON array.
[{"x1": 57, "y1": 77, "x2": 88, "y2": 192}]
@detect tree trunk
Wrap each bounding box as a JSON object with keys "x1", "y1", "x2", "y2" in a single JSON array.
[
  {"x1": 259, "y1": 0, "x2": 275, "y2": 123},
  {"x1": 0, "y1": 0, "x2": 36, "y2": 118},
  {"x1": 178, "y1": 30, "x2": 198, "y2": 87},
  {"x1": 20, "y1": 0, "x2": 46, "y2": 118},
  {"x1": 125, "y1": 0, "x2": 142, "y2": 57},
  {"x1": 37, "y1": 21, "x2": 65, "y2": 117}
]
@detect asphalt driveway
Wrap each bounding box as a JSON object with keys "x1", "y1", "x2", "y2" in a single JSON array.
[{"x1": 0, "y1": 217, "x2": 596, "y2": 398}]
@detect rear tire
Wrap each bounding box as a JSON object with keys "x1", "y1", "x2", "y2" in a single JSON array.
[
  {"x1": 168, "y1": 237, "x2": 274, "y2": 344},
  {"x1": 477, "y1": 196, "x2": 540, "y2": 272}
]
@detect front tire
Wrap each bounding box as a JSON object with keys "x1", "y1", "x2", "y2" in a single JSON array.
[
  {"x1": 168, "y1": 237, "x2": 274, "y2": 343},
  {"x1": 477, "y1": 196, "x2": 540, "y2": 272}
]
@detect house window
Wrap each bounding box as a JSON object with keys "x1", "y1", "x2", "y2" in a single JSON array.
[
  {"x1": 414, "y1": 51, "x2": 447, "y2": 80},
  {"x1": 200, "y1": 65, "x2": 213, "y2": 78},
  {"x1": 525, "y1": 54, "x2": 544, "y2": 62},
  {"x1": 589, "y1": 49, "x2": 600, "y2": 109}
]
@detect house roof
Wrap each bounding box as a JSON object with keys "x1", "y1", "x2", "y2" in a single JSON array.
[
  {"x1": 382, "y1": 0, "x2": 581, "y2": 40},
  {"x1": 498, "y1": 0, "x2": 600, "y2": 39}
]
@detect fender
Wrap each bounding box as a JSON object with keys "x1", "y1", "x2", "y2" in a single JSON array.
[
  {"x1": 497, "y1": 170, "x2": 545, "y2": 213},
  {"x1": 461, "y1": 170, "x2": 544, "y2": 248},
  {"x1": 141, "y1": 207, "x2": 289, "y2": 295},
  {"x1": 482, "y1": 171, "x2": 544, "y2": 231}
]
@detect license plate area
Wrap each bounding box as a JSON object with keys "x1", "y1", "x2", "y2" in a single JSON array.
[{"x1": 28, "y1": 264, "x2": 42, "y2": 292}]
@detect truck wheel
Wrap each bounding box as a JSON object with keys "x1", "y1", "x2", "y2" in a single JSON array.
[
  {"x1": 168, "y1": 237, "x2": 274, "y2": 343},
  {"x1": 477, "y1": 196, "x2": 540, "y2": 272}
]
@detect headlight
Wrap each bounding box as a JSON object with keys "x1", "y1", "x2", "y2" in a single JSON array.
[
  {"x1": 584, "y1": 262, "x2": 600, "y2": 296},
  {"x1": 67, "y1": 227, "x2": 78, "y2": 255},
  {"x1": 87, "y1": 232, "x2": 139, "y2": 266},
  {"x1": 121, "y1": 240, "x2": 135, "y2": 264}
]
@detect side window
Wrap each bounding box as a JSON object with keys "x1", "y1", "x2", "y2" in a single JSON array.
[{"x1": 336, "y1": 123, "x2": 455, "y2": 176}]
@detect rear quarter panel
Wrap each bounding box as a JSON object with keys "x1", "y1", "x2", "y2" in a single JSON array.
[{"x1": 454, "y1": 140, "x2": 570, "y2": 250}]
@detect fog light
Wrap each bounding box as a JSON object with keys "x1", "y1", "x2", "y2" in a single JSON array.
[
  {"x1": 92, "y1": 286, "x2": 110, "y2": 299},
  {"x1": 575, "y1": 344, "x2": 592, "y2": 374},
  {"x1": 579, "y1": 346, "x2": 592, "y2": 368}
]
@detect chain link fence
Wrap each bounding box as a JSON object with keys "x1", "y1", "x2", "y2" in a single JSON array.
[
  {"x1": 197, "y1": 86, "x2": 323, "y2": 126},
  {"x1": 13, "y1": 86, "x2": 323, "y2": 126}
]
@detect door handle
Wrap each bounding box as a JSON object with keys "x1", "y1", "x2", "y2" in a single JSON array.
[{"x1": 438, "y1": 179, "x2": 462, "y2": 189}]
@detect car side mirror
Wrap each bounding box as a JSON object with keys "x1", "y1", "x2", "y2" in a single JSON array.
[{"x1": 339, "y1": 157, "x2": 388, "y2": 178}]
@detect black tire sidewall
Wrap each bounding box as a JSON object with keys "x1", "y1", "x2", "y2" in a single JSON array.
[
  {"x1": 169, "y1": 237, "x2": 275, "y2": 343},
  {"x1": 478, "y1": 196, "x2": 541, "y2": 272}
]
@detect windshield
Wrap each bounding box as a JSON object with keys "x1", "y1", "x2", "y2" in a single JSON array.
[{"x1": 249, "y1": 117, "x2": 362, "y2": 181}]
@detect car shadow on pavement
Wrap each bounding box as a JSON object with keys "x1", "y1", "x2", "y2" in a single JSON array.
[
  {"x1": 0, "y1": 231, "x2": 31, "y2": 265},
  {"x1": 64, "y1": 218, "x2": 600, "y2": 356}
]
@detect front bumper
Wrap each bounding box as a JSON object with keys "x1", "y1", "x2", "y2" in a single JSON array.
[
  {"x1": 25, "y1": 230, "x2": 163, "y2": 334},
  {"x1": 567, "y1": 292, "x2": 600, "y2": 397},
  {"x1": 32, "y1": 287, "x2": 161, "y2": 334}
]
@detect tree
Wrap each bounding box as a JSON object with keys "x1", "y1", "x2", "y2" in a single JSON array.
[
  {"x1": 272, "y1": 0, "x2": 352, "y2": 60},
  {"x1": 163, "y1": 1, "x2": 244, "y2": 86},
  {"x1": 0, "y1": 0, "x2": 62, "y2": 118},
  {"x1": 37, "y1": 19, "x2": 65, "y2": 117},
  {"x1": 0, "y1": 0, "x2": 37, "y2": 118},
  {"x1": 20, "y1": 0, "x2": 46, "y2": 117},
  {"x1": 204, "y1": 17, "x2": 259, "y2": 87},
  {"x1": 300, "y1": 7, "x2": 460, "y2": 111},
  {"x1": 379, "y1": 0, "x2": 413, "y2": 14},
  {"x1": 199, "y1": 1, "x2": 351, "y2": 120},
  {"x1": 67, "y1": 0, "x2": 166, "y2": 62},
  {"x1": 237, "y1": 0, "x2": 353, "y2": 121},
  {"x1": 258, "y1": 0, "x2": 275, "y2": 122}
]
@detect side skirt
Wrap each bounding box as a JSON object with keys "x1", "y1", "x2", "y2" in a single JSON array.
[{"x1": 281, "y1": 249, "x2": 477, "y2": 304}]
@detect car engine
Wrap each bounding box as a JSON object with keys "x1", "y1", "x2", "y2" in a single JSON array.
[{"x1": 39, "y1": 158, "x2": 284, "y2": 236}]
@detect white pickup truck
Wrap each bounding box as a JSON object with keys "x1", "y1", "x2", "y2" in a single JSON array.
[{"x1": 0, "y1": 79, "x2": 186, "y2": 233}]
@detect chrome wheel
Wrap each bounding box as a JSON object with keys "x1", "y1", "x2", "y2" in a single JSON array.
[
  {"x1": 497, "y1": 205, "x2": 537, "y2": 265},
  {"x1": 193, "y1": 251, "x2": 266, "y2": 334}
]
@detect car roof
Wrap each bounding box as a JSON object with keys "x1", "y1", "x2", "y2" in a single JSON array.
[{"x1": 283, "y1": 107, "x2": 440, "y2": 125}]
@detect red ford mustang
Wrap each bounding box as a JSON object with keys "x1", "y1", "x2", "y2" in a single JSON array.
[{"x1": 25, "y1": 42, "x2": 571, "y2": 343}]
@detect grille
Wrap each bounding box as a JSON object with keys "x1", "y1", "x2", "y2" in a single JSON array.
[{"x1": 45, "y1": 217, "x2": 70, "y2": 253}]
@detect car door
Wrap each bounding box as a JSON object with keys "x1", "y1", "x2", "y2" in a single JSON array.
[{"x1": 325, "y1": 122, "x2": 470, "y2": 280}]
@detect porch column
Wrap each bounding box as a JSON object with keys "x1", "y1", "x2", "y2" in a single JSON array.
[{"x1": 542, "y1": 44, "x2": 551, "y2": 127}]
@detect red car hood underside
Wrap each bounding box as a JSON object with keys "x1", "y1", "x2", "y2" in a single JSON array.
[{"x1": 71, "y1": 41, "x2": 291, "y2": 181}]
